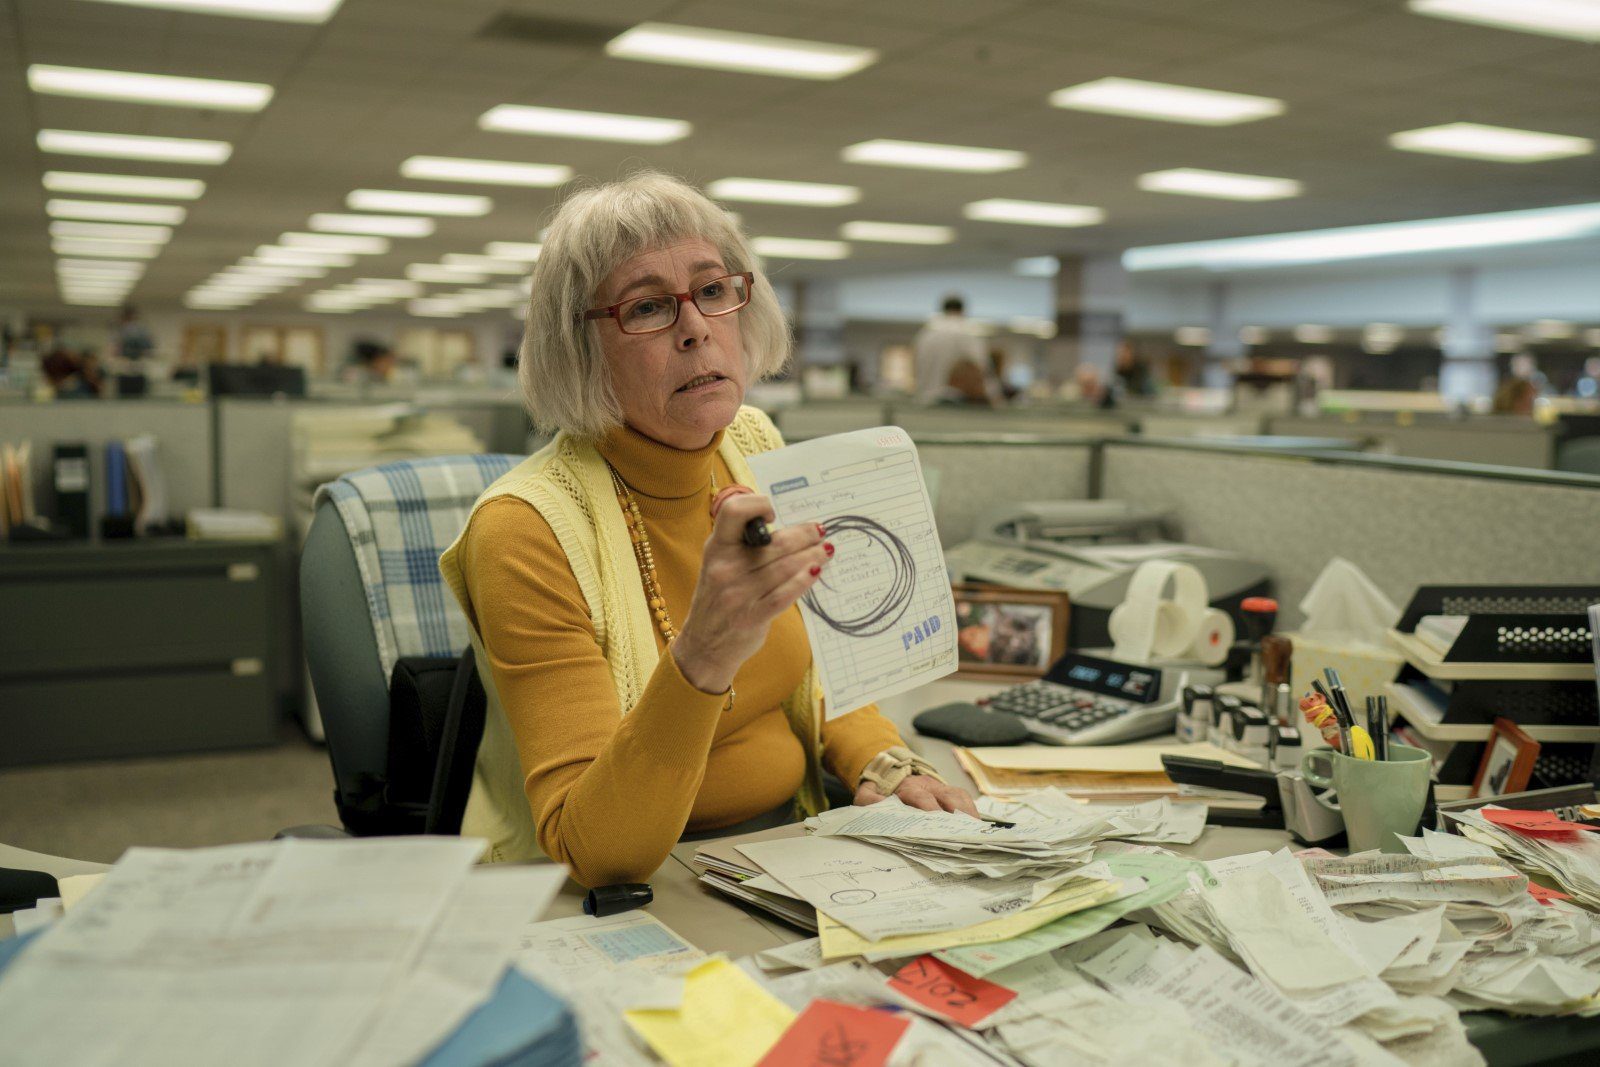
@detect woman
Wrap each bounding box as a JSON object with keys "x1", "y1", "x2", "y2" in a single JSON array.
[{"x1": 439, "y1": 172, "x2": 975, "y2": 886}]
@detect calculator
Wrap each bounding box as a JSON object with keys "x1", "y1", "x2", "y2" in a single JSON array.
[{"x1": 979, "y1": 651, "x2": 1203, "y2": 745}]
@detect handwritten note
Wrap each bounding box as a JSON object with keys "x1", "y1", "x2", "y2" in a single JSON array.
[
  {"x1": 747, "y1": 427, "x2": 957, "y2": 716},
  {"x1": 624, "y1": 957, "x2": 796, "y2": 1067},
  {"x1": 1483, "y1": 807, "x2": 1600, "y2": 837},
  {"x1": 756, "y1": 1000, "x2": 909, "y2": 1067},
  {"x1": 887, "y1": 955, "x2": 1016, "y2": 1028}
]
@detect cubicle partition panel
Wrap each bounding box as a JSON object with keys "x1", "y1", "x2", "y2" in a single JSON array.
[
  {"x1": 0, "y1": 399, "x2": 214, "y2": 523},
  {"x1": 1264, "y1": 414, "x2": 1558, "y2": 470},
  {"x1": 893, "y1": 406, "x2": 1132, "y2": 438},
  {"x1": 1098, "y1": 441, "x2": 1600, "y2": 627},
  {"x1": 770, "y1": 400, "x2": 891, "y2": 439},
  {"x1": 915, "y1": 435, "x2": 1096, "y2": 546}
]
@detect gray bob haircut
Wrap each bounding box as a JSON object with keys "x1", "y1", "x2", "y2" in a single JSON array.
[{"x1": 518, "y1": 170, "x2": 790, "y2": 439}]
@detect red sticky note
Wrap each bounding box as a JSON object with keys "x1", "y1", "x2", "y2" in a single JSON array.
[
  {"x1": 887, "y1": 955, "x2": 1016, "y2": 1028},
  {"x1": 1483, "y1": 808, "x2": 1599, "y2": 837},
  {"x1": 1528, "y1": 883, "x2": 1573, "y2": 906},
  {"x1": 756, "y1": 1000, "x2": 909, "y2": 1067}
]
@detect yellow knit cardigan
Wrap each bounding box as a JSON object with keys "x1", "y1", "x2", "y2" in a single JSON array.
[{"x1": 437, "y1": 405, "x2": 828, "y2": 862}]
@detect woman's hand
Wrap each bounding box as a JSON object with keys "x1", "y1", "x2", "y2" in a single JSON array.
[
  {"x1": 854, "y1": 775, "x2": 980, "y2": 818},
  {"x1": 671, "y1": 492, "x2": 830, "y2": 694}
]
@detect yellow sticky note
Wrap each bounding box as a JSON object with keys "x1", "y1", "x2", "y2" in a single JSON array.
[
  {"x1": 57, "y1": 873, "x2": 106, "y2": 912},
  {"x1": 624, "y1": 956, "x2": 795, "y2": 1067},
  {"x1": 818, "y1": 878, "x2": 1121, "y2": 959}
]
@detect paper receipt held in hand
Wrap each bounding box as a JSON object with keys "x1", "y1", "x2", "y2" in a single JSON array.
[
  {"x1": 756, "y1": 1000, "x2": 909, "y2": 1067},
  {"x1": 747, "y1": 427, "x2": 957, "y2": 717},
  {"x1": 887, "y1": 955, "x2": 1016, "y2": 1028}
]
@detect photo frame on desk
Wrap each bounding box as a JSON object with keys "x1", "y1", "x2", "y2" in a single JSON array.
[
  {"x1": 1471, "y1": 717, "x2": 1540, "y2": 799},
  {"x1": 951, "y1": 584, "x2": 1068, "y2": 679}
]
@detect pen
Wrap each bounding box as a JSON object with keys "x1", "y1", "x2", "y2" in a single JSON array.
[
  {"x1": 1375, "y1": 696, "x2": 1389, "y2": 760},
  {"x1": 1365, "y1": 696, "x2": 1379, "y2": 757},
  {"x1": 1310, "y1": 680, "x2": 1353, "y2": 754}
]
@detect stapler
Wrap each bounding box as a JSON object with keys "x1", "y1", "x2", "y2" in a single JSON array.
[{"x1": 1161, "y1": 755, "x2": 1345, "y2": 844}]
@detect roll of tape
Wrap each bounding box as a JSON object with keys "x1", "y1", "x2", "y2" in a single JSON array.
[{"x1": 1190, "y1": 607, "x2": 1235, "y2": 667}]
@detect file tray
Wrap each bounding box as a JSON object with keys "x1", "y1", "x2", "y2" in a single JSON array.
[{"x1": 1391, "y1": 584, "x2": 1599, "y2": 673}]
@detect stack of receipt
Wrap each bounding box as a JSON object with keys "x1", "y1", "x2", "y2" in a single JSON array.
[{"x1": 1446, "y1": 804, "x2": 1600, "y2": 910}]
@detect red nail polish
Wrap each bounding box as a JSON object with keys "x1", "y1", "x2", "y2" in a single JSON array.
[
  {"x1": 824, "y1": 542, "x2": 834, "y2": 556},
  {"x1": 815, "y1": 523, "x2": 825, "y2": 537},
  {"x1": 809, "y1": 565, "x2": 821, "y2": 576}
]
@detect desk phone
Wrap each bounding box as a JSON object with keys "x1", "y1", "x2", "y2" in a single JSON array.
[{"x1": 980, "y1": 650, "x2": 1211, "y2": 745}]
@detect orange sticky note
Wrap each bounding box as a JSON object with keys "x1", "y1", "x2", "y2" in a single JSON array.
[
  {"x1": 756, "y1": 1000, "x2": 909, "y2": 1067},
  {"x1": 1483, "y1": 808, "x2": 1599, "y2": 837},
  {"x1": 1528, "y1": 883, "x2": 1572, "y2": 906},
  {"x1": 887, "y1": 955, "x2": 1016, "y2": 1028}
]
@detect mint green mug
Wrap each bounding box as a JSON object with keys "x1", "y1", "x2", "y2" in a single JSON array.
[{"x1": 1300, "y1": 744, "x2": 1431, "y2": 853}]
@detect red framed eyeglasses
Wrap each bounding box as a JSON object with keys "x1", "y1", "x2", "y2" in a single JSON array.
[{"x1": 583, "y1": 272, "x2": 754, "y2": 335}]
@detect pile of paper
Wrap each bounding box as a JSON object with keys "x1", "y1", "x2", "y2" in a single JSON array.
[
  {"x1": 957, "y1": 743, "x2": 1266, "y2": 810},
  {"x1": 1445, "y1": 805, "x2": 1600, "y2": 910},
  {"x1": 0, "y1": 838, "x2": 568, "y2": 1067}
]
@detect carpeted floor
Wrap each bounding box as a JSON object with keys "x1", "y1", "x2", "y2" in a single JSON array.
[{"x1": 0, "y1": 723, "x2": 340, "y2": 864}]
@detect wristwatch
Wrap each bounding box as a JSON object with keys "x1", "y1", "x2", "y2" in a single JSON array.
[{"x1": 859, "y1": 745, "x2": 945, "y2": 795}]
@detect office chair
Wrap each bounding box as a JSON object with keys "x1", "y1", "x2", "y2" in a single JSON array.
[{"x1": 292, "y1": 454, "x2": 519, "y2": 838}]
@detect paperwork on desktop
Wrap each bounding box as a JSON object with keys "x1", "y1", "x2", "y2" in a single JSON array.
[
  {"x1": 0, "y1": 838, "x2": 564, "y2": 1067},
  {"x1": 747, "y1": 426, "x2": 956, "y2": 717}
]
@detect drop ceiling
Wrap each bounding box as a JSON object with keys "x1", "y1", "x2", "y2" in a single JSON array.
[{"x1": 1, "y1": 0, "x2": 1597, "y2": 315}]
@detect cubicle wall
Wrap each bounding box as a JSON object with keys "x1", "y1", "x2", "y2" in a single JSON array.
[
  {"x1": 1264, "y1": 413, "x2": 1557, "y2": 470},
  {"x1": 1099, "y1": 441, "x2": 1600, "y2": 626},
  {"x1": 0, "y1": 399, "x2": 214, "y2": 522},
  {"x1": 915, "y1": 436, "x2": 1095, "y2": 546}
]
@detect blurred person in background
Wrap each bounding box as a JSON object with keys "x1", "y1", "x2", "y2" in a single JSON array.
[
  {"x1": 41, "y1": 348, "x2": 103, "y2": 398},
  {"x1": 913, "y1": 294, "x2": 985, "y2": 404},
  {"x1": 345, "y1": 339, "x2": 398, "y2": 384},
  {"x1": 116, "y1": 305, "x2": 154, "y2": 362},
  {"x1": 1113, "y1": 340, "x2": 1156, "y2": 399},
  {"x1": 1572, "y1": 356, "x2": 1600, "y2": 400}
]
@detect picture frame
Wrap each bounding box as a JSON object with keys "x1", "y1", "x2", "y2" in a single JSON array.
[
  {"x1": 951, "y1": 584, "x2": 1069, "y2": 679},
  {"x1": 1471, "y1": 717, "x2": 1540, "y2": 799}
]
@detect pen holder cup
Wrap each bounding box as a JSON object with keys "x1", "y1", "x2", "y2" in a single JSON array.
[{"x1": 1299, "y1": 744, "x2": 1431, "y2": 854}]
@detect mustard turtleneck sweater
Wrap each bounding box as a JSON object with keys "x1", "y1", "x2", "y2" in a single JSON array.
[{"x1": 457, "y1": 422, "x2": 904, "y2": 887}]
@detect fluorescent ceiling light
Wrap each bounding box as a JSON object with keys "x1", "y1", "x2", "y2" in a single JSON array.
[
  {"x1": 230, "y1": 263, "x2": 326, "y2": 278},
  {"x1": 38, "y1": 129, "x2": 232, "y2": 164},
  {"x1": 606, "y1": 22, "x2": 876, "y2": 79},
  {"x1": 400, "y1": 156, "x2": 571, "y2": 187},
  {"x1": 441, "y1": 254, "x2": 526, "y2": 274},
  {"x1": 1238, "y1": 326, "x2": 1268, "y2": 345},
  {"x1": 280, "y1": 232, "x2": 388, "y2": 254},
  {"x1": 1049, "y1": 77, "x2": 1283, "y2": 126},
  {"x1": 1174, "y1": 326, "x2": 1211, "y2": 346},
  {"x1": 750, "y1": 236, "x2": 851, "y2": 260},
  {"x1": 707, "y1": 178, "x2": 859, "y2": 206},
  {"x1": 1294, "y1": 324, "x2": 1334, "y2": 343},
  {"x1": 1408, "y1": 0, "x2": 1600, "y2": 42},
  {"x1": 1013, "y1": 256, "x2": 1059, "y2": 277},
  {"x1": 59, "y1": 277, "x2": 135, "y2": 290},
  {"x1": 49, "y1": 221, "x2": 170, "y2": 243},
  {"x1": 53, "y1": 238, "x2": 161, "y2": 258},
  {"x1": 1138, "y1": 168, "x2": 1302, "y2": 201},
  {"x1": 310, "y1": 212, "x2": 434, "y2": 237},
  {"x1": 46, "y1": 198, "x2": 186, "y2": 224},
  {"x1": 450, "y1": 288, "x2": 523, "y2": 308},
  {"x1": 1124, "y1": 202, "x2": 1600, "y2": 271},
  {"x1": 253, "y1": 246, "x2": 355, "y2": 266},
  {"x1": 78, "y1": 0, "x2": 343, "y2": 23},
  {"x1": 839, "y1": 221, "x2": 954, "y2": 244},
  {"x1": 28, "y1": 64, "x2": 272, "y2": 110},
  {"x1": 1389, "y1": 122, "x2": 1593, "y2": 162},
  {"x1": 841, "y1": 139, "x2": 1026, "y2": 173},
  {"x1": 409, "y1": 298, "x2": 465, "y2": 318},
  {"x1": 480, "y1": 104, "x2": 690, "y2": 144},
  {"x1": 406, "y1": 265, "x2": 489, "y2": 284},
  {"x1": 484, "y1": 242, "x2": 542, "y2": 261},
  {"x1": 64, "y1": 294, "x2": 127, "y2": 305},
  {"x1": 57, "y1": 258, "x2": 144, "y2": 274},
  {"x1": 964, "y1": 199, "x2": 1104, "y2": 227},
  {"x1": 347, "y1": 189, "x2": 491, "y2": 216},
  {"x1": 351, "y1": 279, "x2": 423, "y2": 297},
  {"x1": 1530, "y1": 319, "x2": 1575, "y2": 339},
  {"x1": 42, "y1": 171, "x2": 204, "y2": 199}
]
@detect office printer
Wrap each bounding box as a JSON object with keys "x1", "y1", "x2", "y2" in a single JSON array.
[{"x1": 944, "y1": 500, "x2": 1271, "y2": 648}]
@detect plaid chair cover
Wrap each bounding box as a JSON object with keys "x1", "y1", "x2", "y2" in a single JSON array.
[{"x1": 314, "y1": 454, "x2": 519, "y2": 679}]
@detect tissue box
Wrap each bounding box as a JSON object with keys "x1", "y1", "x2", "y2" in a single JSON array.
[{"x1": 1288, "y1": 632, "x2": 1404, "y2": 728}]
